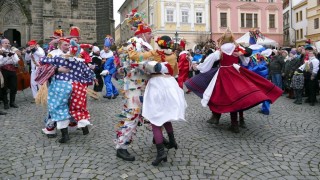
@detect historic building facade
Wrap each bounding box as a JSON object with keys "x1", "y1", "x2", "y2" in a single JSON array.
[
  {"x1": 211, "y1": 0, "x2": 283, "y2": 46},
  {"x1": 118, "y1": 0, "x2": 211, "y2": 50},
  {"x1": 306, "y1": 0, "x2": 320, "y2": 44},
  {"x1": 0, "y1": 0, "x2": 114, "y2": 47}
]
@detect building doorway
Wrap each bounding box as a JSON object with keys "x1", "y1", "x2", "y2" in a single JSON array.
[{"x1": 4, "y1": 29, "x2": 21, "y2": 48}]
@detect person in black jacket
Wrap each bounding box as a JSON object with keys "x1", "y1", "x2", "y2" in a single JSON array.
[
  {"x1": 91, "y1": 46, "x2": 104, "y2": 92},
  {"x1": 269, "y1": 49, "x2": 285, "y2": 90}
]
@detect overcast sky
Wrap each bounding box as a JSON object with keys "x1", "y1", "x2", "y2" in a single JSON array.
[{"x1": 114, "y1": 0, "x2": 126, "y2": 27}]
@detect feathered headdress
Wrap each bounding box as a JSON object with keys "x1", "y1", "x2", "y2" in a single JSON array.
[{"x1": 126, "y1": 9, "x2": 147, "y2": 31}]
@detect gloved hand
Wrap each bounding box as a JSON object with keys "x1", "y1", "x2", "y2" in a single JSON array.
[
  {"x1": 233, "y1": 63, "x2": 241, "y2": 73},
  {"x1": 100, "y1": 70, "x2": 110, "y2": 76},
  {"x1": 31, "y1": 48, "x2": 37, "y2": 53},
  {"x1": 8, "y1": 52, "x2": 15, "y2": 57},
  {"x1": 88, "y1": 64, "x2": 96, "y2": 70}
]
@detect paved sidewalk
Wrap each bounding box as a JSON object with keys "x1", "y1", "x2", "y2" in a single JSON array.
[{"x1": 0, "y1": 88, "x2": 319, "y2": 180}]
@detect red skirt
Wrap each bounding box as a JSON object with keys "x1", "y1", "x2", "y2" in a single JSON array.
[{"x1": 208, "y1": 66, "x2": 283, "y2": 113}]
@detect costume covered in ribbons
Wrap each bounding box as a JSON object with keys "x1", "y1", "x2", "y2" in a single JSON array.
[{"x1": 114, "y1": 36, "x2": 154, "y2": 150}]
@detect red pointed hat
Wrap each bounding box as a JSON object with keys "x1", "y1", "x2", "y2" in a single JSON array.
[
  {"x1": 27, "y1": 40, "x2": 37, "y2": 46},
  {"x1": 69, "y1": 26, "x2": 80, "y2": 38},
  {"x1": 179, "y1": 40, "x2": 186, "y2": 50},
  {"x1": 134, "y1": 24, "x2": 152, "y2": 36}
]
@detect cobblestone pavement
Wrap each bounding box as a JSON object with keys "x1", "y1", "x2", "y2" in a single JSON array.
[{"x1": 0, "y1": 86, "x2": 320, "y2": 180}]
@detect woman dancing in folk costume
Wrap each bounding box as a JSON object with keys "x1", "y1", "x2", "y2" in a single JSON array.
[
  {"x1": 189, "y1": 30, "x2": 283, "y2": 133},
  {"x1": 40, "y1": 38, "x2": 95, "y2": 143},
  {"x1": 100, "y1": 35, "x2": 119, "y2": 99},
  {"x1": 128, "y1": 35, "x2": 187, "y2": 166},
  {"x1": 114, "y1": 10, "x2": 159, "y2": 161}
]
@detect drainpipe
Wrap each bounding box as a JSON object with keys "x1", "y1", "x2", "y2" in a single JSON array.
[
  {"x1": 290, "y1": 0, "x2": 296, "y2": 47},
  {"x1": 209, "y1": 0, "x2": 212, "y2": 40}
]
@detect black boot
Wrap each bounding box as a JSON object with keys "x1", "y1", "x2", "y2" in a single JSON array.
[
  {"x1": 152, "y1": 144, "x2": 167, "y2": 166},
  {"x1": 228, "y1": 125, "x2": 240, "y2": 133},
  {"x1": 207, "y1": 112, "x2": 221, "y2": 124},
  {"x1": 0, "y1": 111, "x2": 7, "y2": 115},
  {"x1": 58, "y1": 128, "x2": 70, "y2": 143},
  {"x1": 166, "y1": 132, "x2": 178, "y2": 149},
  {"x1": 239, "y1": 118, "x2": 246, "y2": 128},
  {"x1": 116, "y1": 149, "x2": 135, "y2": 161},
  {"x1": 9, "y1": 94, "x2": 18, "y2": 108},
  {"x1": 152, "y1": 137, "x2": 169, "y2": 147},
  {"x1": 82, "y1": 126, "x2": 89, "y2": 135}
]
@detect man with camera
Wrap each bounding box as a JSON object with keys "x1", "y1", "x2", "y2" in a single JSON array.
[
  {"x1": 0, "y1": 39, "x2": 20, "y2": 109},
  {"x1": 25, "y1": 40, "x2": 45, "y2": 100}
]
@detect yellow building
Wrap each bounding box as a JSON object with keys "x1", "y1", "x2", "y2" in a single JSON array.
[
  {"x1": 118, "y1": 0, "x2": 211, "y2": 50},
  {"x1": 150, "y1": 0, "x2": 210, "y2": 50},
  {"x1": 306, "y1": 1, "x2": 320, "y2": 44},
  {"x1": 115, "y1": 24, "x2": 121, "y2": 45}
]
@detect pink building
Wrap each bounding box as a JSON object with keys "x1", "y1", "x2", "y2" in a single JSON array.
[{"x1": 211, "y1": 0, "x2": 283, "y2": 46}]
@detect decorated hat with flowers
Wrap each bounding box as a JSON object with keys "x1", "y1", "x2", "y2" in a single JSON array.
[{"x1": 155, "y1": 36, "x2": 174, "y2": 49}]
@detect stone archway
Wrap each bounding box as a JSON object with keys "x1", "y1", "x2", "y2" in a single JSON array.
[
  {"x1": 4, "y1": 29, "x2": 21, "y2": 47},
  {"x1": 0, "y1": 0, "x2": 32, "y2": 47}
]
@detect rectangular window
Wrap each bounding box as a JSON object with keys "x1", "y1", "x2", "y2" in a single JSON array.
[
  {"x1": 296, "y1": 30, "x2": 299, "y2": 40},
  {"x1": 300, "y1": 29, "x2": 303, "y2": 39},
  {"x1": 246, "y1": 14, "x2": 253, "y2": 28},
  {"x1": 241, "y1": 13, "x2": 258, "y2": 28},
  {"x1": 241, "y1": 13, "x2": 245, "y2": 27},
  {"x1": 196, "y1": 12, "x2": 203, "y2": 23},
  {"x1": 220, "y1": 13, "x2": 227, "y2": 27},
  {"x1": 254, "y1": 14, "x2": 258, "y2": 28},
  {"x1": 71, "y1": 0, "x2": 78, "y2": 7},
  {"x1": 166, "y1": 9, "x2": 174, "y2": 22},
  {"x1": 299, "y1": 11, "x2": 302, "y2": 21},
  {"x1": 269, "y1": 14, "x2": 275, "y2": 28},
  {"x1": 182, "y1": 11, "x2": 189, "y2": 23},
  {"x1": 296, "y1": 12, "x2": 299, "y2": 22},
  {"x1": 315, "y1": 18, "x2": 319, "y2": 29}
]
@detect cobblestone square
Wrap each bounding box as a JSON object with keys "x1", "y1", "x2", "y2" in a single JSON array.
[{"x1": 0, "y1": 87, "x2": 319, "y2": 179}]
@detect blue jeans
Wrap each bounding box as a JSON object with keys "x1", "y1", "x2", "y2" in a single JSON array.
[{"x1": 271, "y1": 73, "x2": 282, "y2": 90}]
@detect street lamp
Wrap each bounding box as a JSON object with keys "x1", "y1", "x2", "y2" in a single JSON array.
[
  {"x1": 175, "y1": 31, "x2": 178, "y2": 49},
  {"x1": 57, "y1": 19, "x2": 62, "y2": 29}
]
